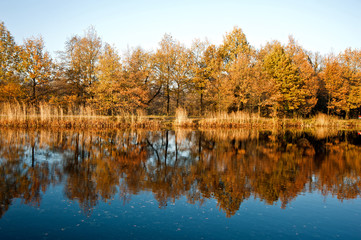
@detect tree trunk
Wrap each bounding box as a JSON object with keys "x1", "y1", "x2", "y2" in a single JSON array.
[
  {"x1": 200, "y1": 90, "x2": 203, "y2": 116},
  {"x1": 327, "y1": 93, "x2": 331, "y2": 115},
  {"x1": 32, "y1": 78, "x2": 36, "y2": 104},
  {"x1": 167, "y1": 83, "x2": 170, "y2": 115},
  {"x1": 147, "y1": 85, "x2": 162, "y2": 105},
  {"x1": 176, "y1": 87, "x2": 179, "y2": 109},
  {"x1": 167, "y1": 66, "x2": 170, "y2": 115}
]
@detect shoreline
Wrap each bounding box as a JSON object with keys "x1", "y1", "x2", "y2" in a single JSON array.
[{"x1": 0, "y1": 115, "x2": 360, "y2": 130}]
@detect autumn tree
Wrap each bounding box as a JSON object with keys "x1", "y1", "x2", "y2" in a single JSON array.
[
  {"x1": 173, "y1": 43, "x2": 192, "y2": 110},
  {"x1": 203, "y1": 44, "x2": 233, "y2": 112},
  {"x1": 262, "y1": 41, "x2": 305, "y2": 116},
  {"x1": 1, "y1": 23, "x2": 360, "y2": 118},
  {"x1": 120, "y1": 47, "x2": 150, "y2": 111},
  {"x1": 91, "y1": 44, "x2": 147, "y2": 115},
  {"x1": 90, "y1": 44, "x2": 122, "y2": 114},
  {"x1": 58, "y1": 26, "x2": 102, "y2": 106},
  {"x1": 322, "y1": 49, "x2": 361, "y2": 118},
  {"x1": 122, "y1": 47, "x2": 151, "y2": 107},
  {"x1": 340, "y1": 48, "x2": 361, "y2": 118},
  {"x1": 322, "y1": 55, "x2": 348, "y2": 116},
  {"x1": 150, "y1": 34, "x2": 178, "y2": 115},
  {"x1": 245, "y1": 45, "x2": 278, "y2": 116},
  {"x1": 190, "y1": 39, "x2": 209, "y2": 115},
  {"x1": 20, "y1": 36, "x2": 53, "y2": 104},
  {"x1": 0, "y1": 22, "x2": 24, "y2": 102},
  {"x1": 308, "y1": 51, "x2": 327, "y2": 113},
  {"x1": 286, "y1": 36, "x2": 319, "y2": 116},
  {"x1": 227, "y1": 54, "x2": 255, "y2": 111},
  {"x1": 218, "y1": 26, "x2": 251, "y2": 71},
  {"x1": 218, "y1": 27, "x2": 255, "y2": 112}
]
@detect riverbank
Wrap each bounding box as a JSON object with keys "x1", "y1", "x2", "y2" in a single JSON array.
[{"x1": 0, "y1": 103, "x2": 360, "y2": 130}]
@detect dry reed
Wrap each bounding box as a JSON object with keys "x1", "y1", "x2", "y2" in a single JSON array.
[
  {"x1": 197, "y1": 111, "x2": 268, "y2": 128},
  {"x1": 312, "y1": 113, "x2": 338, "y2": 127},
  {"x1": 0, "y1": 102, "x2": 160, "y2": 129},
  {"x1": 1, "y1": 102, "x2": 360, "y2": 130},
  {"x1": 173, "y1": 108, "x2": 193, "y2": 127}
]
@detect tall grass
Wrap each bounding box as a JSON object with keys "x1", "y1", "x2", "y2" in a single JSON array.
[
  {"x1": 307, "y1": 113, "x2": 360, "y2": 128},
  {"x1": 174, "y1": 108, "x2": 193, "y2": 127},
  {"x1": 198, "y1": 111, "x2": 268, "y2": 128},
  {"x1": 312, "y1": 113, "x2": 338, "y2": 127},
  {"x1": 0, "y1": 102, "x2": 360, "y2": 129},
  {"x1": 0, "y1": 102, "x2": 160, "y2": 129},
  {"x1": 196, "y1": 111, "x2": 361, "y2": 129}
]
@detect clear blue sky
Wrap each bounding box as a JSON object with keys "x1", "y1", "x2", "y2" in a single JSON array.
[{"x1": 1, "y1": 0, "x2": 360, "y2": 57}]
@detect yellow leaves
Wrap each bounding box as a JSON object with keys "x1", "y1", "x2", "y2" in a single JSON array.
[
  {"x1": 0, "y1": 83, "x2": 24, "y2": 102},
  {"x1": 322, "y1": 49, "x2": 361, "y2": 116},
  {"x1": 1, "y1": 23, "x2": 360, "y2": 117},
  {"x1": 220, "y1": 26, "x2": 252, "y2": 69},
  {"x1": 19, "y1": 37, "x2": 53, "y2": 102},
  {"x1": 90, "y1": 45, "x2": 148, "y2": 115}
]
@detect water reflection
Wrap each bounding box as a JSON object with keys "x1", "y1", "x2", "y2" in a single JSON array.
[{"x1": 0, "y1": 128, "x2": 361, "y2": 218}]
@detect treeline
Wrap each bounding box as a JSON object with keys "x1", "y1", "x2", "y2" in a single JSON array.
[{"x1": 1, "y1": 22, "x2": 360, "y2": 118}]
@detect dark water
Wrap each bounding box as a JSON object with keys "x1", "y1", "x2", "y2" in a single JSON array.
[{"x1": 0, "y1": 128, "x2": 361, "y2": 239}]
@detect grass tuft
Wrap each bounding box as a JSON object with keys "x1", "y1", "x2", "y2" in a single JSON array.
[{"x1": 174, "y1": 108, "x2": 193, "y2": 127}]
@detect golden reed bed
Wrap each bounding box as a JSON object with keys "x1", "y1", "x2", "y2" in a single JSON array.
[{"x1": 0, "y1": 103, "x2": 360, "y2": 129}]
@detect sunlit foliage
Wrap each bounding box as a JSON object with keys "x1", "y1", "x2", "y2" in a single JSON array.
[{"x1": 0, "y1": 21, "x2": 360, "y2": 118}]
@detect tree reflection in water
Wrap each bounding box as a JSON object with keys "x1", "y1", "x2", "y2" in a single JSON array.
[{"x1": 0, "y1": 128, "x2": 361, "y2": 218}]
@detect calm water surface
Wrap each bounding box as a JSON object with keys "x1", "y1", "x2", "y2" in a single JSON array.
[{"x1": 0, "y1": 128, "x2": 361, "y2": 239}]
